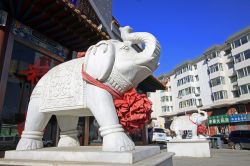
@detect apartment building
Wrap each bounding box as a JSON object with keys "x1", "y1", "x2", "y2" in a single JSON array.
[{"x1": 149, "y1": 27, "x2": 250, "y2": 135}]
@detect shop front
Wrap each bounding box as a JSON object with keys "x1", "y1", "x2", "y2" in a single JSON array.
[
  {"x1": 0, "y1": 19, "x2": 70, "y2": 148},
  {"x1": 207, "y1": 106, "x2": 250, "y2": 136},
  {"x1": 0, "y1": 0, "x2": 110, "y2": 149}
]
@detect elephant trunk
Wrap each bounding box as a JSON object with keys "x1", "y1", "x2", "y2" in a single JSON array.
[{"x1": 120, "y1": 26, "x2": 160, "y2": 72}]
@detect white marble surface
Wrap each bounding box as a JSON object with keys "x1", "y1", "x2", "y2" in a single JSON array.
[
  {"x1": 5, "y1": 146, "x2": 161, "y2": 164},
  {"x1": 170, "y1": 110, "x2": 208, "y2": 139},
  {"x1": 167, "y1": 139, "x2": 211, "y2": 157},
  {"x1": 17, "y1": 26, "x2": 161, "y2": 152}
]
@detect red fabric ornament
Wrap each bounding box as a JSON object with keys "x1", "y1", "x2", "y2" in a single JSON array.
[
  {"x1": 189, "y1": 116, "x2": 207, "y2": 135},
  {"x1": 197, "y1": 124, "x2": 207, "y2": 135},
  {"x1": 20, "y1": 58, "x2": 50, "y2": 86},
  {"x1": 81, "y1": 65, "x2": 152, "y2": 134},
  {"x1": 114, "y1": 88, "x2": 152, "y2": 133}
]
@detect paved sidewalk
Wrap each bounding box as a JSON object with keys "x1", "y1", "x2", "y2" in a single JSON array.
[{"x1": 173, "y1": 149, "x2": 250, "y2": 166}]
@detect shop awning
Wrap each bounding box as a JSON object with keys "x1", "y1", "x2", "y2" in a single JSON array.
[
  {"x1": 138, "y1": 75, "x2": 165, "y2": 92},
  {"x1": 0, "y1": 0, "x2": 109, "y2": 51}
]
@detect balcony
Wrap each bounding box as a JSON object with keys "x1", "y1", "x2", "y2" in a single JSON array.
[
  {"x1": 234, "y1": 58, "x2": 250, "y2": 70},
  {"x1": 207, "y1": 57, "x2": 223, "y2": 66},
  {"x1": 237, "y1": 76, "x2": 250, "y2": 86}
]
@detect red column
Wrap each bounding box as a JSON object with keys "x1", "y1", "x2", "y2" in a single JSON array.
[
  {"x1": 0, "y1": 26, "x2": 7, "y2": 112},
  {"x1": 0, "y1": 15, "x2": 13, "y2": 113},
  {"x1": 0, "y1": 27, "x2": 6, "y2": 73},
  {"x1": 84, "y1": 117, "x2": 90, "y2": 146}
]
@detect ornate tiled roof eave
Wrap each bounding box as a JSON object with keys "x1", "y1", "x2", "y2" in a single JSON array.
[
  {"x1": 0, "y1": 0, "x2": 111, "y2": 50},
  {"x1": 60, "y1": 0, "x2": 110, "y2": 40}
]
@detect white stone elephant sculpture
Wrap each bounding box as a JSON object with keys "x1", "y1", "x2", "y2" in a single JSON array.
[
  {"x1": 16, "y1": 26, "x2": 161, "y2": 152},
  {"x1": 170, "y1": 110, "x2": 208, "y2": 139}
]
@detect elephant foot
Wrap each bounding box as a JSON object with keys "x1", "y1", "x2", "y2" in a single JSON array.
[
  {"x1": 198, "y1": 135, "x2": 206, "y2": 139},
  {"x1": 100, "y1": 124, "x2": 135, "y2": 152},
  {"x1": 58, "y1": 129, "x2": 80, "y2": 147},
  {"x1": 16, "y1": 131, "x2": 43, "y2": 150}
]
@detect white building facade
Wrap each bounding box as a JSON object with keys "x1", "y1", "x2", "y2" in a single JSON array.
[{"x1": 149, "y1": 27, "x2": 250, "y2": 134}]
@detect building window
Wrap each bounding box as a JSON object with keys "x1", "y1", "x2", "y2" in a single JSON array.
[
  {"x1": 161, "y1": 106, "x2": 166, "y2": 112},
  {"x1": 208, "y1": 63, "x2": 223, "y2": 74},
  {"x1": 232, "y1": 34, "x2": 249, "y2": 49},
  {"x1": 210, "y1": 76, "x2": 225, "y2": 87},
  {"x1": 229, "y1": 75, "x2": 237, "y2": 83},
  {"x1": 234, "y1": 49, "x2": 250, "y2": 63},
  {"x1": 236, "y1": 66, "x2": 250, "y2": 79},
  {"x1": 177, "y1": 75, "x2": 194, "y2": 86},
  {"x1": 161, "y1": 96, "x2": 172, "y2": 103},
  {"x1": 227, "y1": 61, "x2": 234, "y2": 69},
  {"x1": 179, "y1": 98, "x2": 196, "y2": 108},
  {"x1": 208, "y1": 51, "x2": 220, "y2": 60},
  {"x1": 244, "y1": 49, "x2": 250, "y2": 60},
  {"x1": 178, "y1": 87, "x2": 195, "y2": 97},
  {"x1": 232, "y1": 90, "x2": 240, "y2": 98},
  {"x1": 161, "y1": 96, "x2": 165, "y2": 102},
  {"x1": 196, "y1": 87, "x2": 200, "y2": 94},
  {"x1": 175, "y1": 65, "x2": 192, "y2": 76},
  {"x1": 211, "y1": 90, "x2": 228, "y2": 101},
  {"x1": 162, "y1": 106, "x2": 172, "y2": 112},
  {"x1": 197, "y1": 99, "x2": 202, "y2": 106},
  {"x1": 241, "y1": 36, "x2": 248, "y2": 45},
  {"x1": 240, "y1": 84, "x2": 250, "y2": 95},
  {"x1": 195, "y1": 75, "x2": 199, "y2": 81},
  {"x1": 193, "y1": 64, "x2": 197, "y2": 70},
  {"x1": 234, "y1": 39, "x2": 241, "y2": 48},
  {"x1": 234, "y1": 53, "x2": 242, "y2": 63}
]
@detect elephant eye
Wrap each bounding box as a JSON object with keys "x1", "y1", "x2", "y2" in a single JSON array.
[{"x1": 121, "y1": 45, "x2": 130, "y2": 51}]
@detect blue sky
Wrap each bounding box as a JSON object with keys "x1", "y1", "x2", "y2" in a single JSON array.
[{"x1": 112, "y1": 0, "x2": 250, "y2": 76}]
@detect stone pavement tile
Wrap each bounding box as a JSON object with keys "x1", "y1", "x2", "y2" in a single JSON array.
[{"x1": 173, "y1": 149, "x2": 250, "y2": 166}]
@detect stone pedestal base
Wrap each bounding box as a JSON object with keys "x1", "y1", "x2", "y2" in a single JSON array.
[
  {"x1": 0, "y1": 146, "x2": 174, "y2": 165},
  {"x1": 167, "y1": 139, "x2": 211, "y2": 157}
]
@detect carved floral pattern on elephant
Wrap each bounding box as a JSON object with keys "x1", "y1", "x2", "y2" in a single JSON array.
[
  {"x1": 16, "y1": 26, "x2": 161, "y2": 152},
  {"x1": 38, "y1": 58, "x2": 87, "y2": 112}
]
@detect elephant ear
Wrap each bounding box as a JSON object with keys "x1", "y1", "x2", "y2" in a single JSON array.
[
  {"x1": 190, "y1": 113, "x2": 199, "y2": 123},
  {"x1": 84, "y1": 41, "x2": 115, "y2": 81}
]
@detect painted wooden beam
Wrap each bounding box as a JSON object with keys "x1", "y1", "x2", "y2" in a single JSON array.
[{"x1": 84, "y1": 117, "x2": 90, "y2": 146}]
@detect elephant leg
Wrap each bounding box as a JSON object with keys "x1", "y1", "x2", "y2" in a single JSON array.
[
  {"x1": 16, "y1": 98, "x2": 52, "y2": 150},
  {"x1": 174, "y1": 129, "x2": 182, "y2": 139},
  {"x1": 86, "y1": 84, "x2": 135, "y2": 151},
  {"x1": 56, "y1": 115, "x2": 80, "y2": 147},
  {"x1": 191, "y1": 126, "x2": 198, "y2": 139}
]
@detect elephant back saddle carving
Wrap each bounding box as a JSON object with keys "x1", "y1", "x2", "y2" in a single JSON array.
[{"x1": 31, "y1": 57, "x2": 87, "y2": 113}]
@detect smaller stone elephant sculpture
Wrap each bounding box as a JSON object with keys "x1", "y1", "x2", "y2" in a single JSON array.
[
  {"x1": 170, "y1": 110, "x2": 208, "y2": 139},
  {"x1": 16, "y1": 26, "x2": 161, "y2": 152}
]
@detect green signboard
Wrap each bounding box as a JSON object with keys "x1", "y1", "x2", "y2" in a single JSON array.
[{"x1": 208, "y1": 115, "x2": 230, "y2": 125}]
